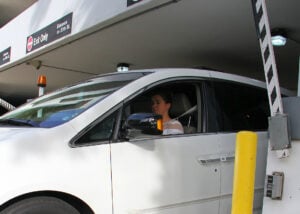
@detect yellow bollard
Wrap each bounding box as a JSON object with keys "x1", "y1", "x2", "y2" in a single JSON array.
[{"x1": 231, "y1": 131, "x2": 257, "y2": 214}]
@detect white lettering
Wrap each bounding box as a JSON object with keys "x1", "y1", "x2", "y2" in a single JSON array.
[
  {"x1": 40, "y1": 33, "x2": 48, "y2": 42},
  {"x1": 57, "y1": 20, "x2": 68, "y2": 29},
  {"x1": 3, "y1": 55, "x2": 9, "y2": 60},
  {"x1": 33, "y1": 37, "x2": 40, "y2": 46}
]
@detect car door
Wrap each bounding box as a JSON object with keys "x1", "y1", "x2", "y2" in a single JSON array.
[
  {"x1": 110, "y1": 81, "x2": 222, "y2": 214},
  {"x1": 110, "y1": 134, "x2": 222, "y2": 214},
  {"x1": 206, "y1": 80, "x2": 270, "y2": 214}
]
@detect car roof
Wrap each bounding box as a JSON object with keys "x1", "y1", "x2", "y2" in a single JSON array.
[
  {"x1": 82, "y1": 68, "x2": 296, "y2": 97},
  {"x1": 134, "y1": 68, "x2": 296, "y2": 96}
]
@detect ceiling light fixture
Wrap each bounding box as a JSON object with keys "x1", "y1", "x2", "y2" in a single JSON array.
[
  {"x1": 26, "y1": 60, "x2": 42, "y2": 69},
  {"x1": 271, "y1": 28, "x2": 287, "y2": 47},
  {"x1": 117, "y1": 63, "x2": 130, "y2": 72}
]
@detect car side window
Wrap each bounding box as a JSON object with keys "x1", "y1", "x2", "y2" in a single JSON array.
[
  {"x1": 119, "y1": 81, "x2": 200, "y2": 139},
  {"x1": 74, "y1": 111, "x2": 118, "y2": 146},
  {"x1": 209, "y1": 81, "x2": 270, "y2": 132}
]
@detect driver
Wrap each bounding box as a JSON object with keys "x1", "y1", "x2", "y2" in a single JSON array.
[{"x1": 151, "y1": 91, "x2": 184, "y2": 135}]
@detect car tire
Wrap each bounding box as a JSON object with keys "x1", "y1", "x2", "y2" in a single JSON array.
[{"x1": 0, "y1": 196, "x2": 80, "y2": 214}]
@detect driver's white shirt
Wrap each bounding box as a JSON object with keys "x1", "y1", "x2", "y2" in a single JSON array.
[{"x1": 163, "y1": 119, "x2": 184, "y2": 135}]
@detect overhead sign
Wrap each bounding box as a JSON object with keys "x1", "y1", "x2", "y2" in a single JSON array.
[
  {"x1": 0, "y1": 47, "x2": 11, "y2": 66},
  {"x1": 26, "y1": 13, "x2": 73, "y2": 53},
  {"x1": 127, "y1": 0, "x2": 143, "y2": 7}
]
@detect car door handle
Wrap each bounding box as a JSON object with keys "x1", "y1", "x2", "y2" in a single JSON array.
[{"x1": 197, "y1": 153, "x2": 235, "y2": 165}]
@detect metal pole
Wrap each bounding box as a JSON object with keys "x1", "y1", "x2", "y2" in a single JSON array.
[
  {"x1": 231, "y1": 131, "x2": 257, "y2": 214},
  {"x1": 297, "y1": 56, "x2": 300, "y2": 97},
  {"x1": 38, "y1": 87, "x2": 45, "y2": 97}
]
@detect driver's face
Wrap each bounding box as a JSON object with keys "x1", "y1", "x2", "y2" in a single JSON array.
[{"x1": 151, "y1": 95, "x2": 170, "y2": 116}]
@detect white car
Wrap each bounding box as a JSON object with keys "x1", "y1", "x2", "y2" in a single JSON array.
[{"x1": 0, "y1": 68, "x2": 290, "y2": 214}]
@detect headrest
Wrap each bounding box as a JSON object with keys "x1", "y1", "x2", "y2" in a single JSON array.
[{"x1": 170, "y1": 93, "x2": 192, "y2": 117}]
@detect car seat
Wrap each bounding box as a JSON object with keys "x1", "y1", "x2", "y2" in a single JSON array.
[{"x1": 170, "y1": 93, "x2": 197, "y2": 134}]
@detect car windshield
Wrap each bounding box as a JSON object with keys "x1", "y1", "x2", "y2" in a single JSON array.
[{"x1": 0, "y1": 72, "x2": 147, "y2": 128}]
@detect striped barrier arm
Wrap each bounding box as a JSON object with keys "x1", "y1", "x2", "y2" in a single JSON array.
[
  {"x1": 251, "y1": 0, "x2": 283, "y2": 116},
  {"x1": 251, "y1": 0, "x2": 290, "y2": 158},
  {"x1": 0, "y1": 98, "x2": 15, "y2": 111}
]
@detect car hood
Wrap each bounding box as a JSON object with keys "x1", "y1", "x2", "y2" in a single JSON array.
[
  {"x1": 0, "y1": 123, "x2": 75, "y2": 144},
  {"x1": 0, "y1": 127, "x2": 36, "y2": 142}
]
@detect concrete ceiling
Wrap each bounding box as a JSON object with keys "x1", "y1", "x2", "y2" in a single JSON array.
[
  {"x1": 0, "y1": 0, "x2": 37, "y2": 28},
  {"x1": 0, "y1": 0, "x2": 299, "y2": 107}
]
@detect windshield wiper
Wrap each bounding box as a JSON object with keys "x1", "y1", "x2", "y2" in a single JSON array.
[{"x1": 0, "y1": 119, "x2": 37, "y2": 127}]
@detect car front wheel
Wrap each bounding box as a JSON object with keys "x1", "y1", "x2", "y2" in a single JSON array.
[{"x1": 1, "y1": 196, "x2": 80, "y2": 214}]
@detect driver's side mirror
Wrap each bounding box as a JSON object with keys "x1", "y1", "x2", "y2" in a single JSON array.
[{"x1": 126, "y1": 113, "x2": 163, "y2": 135}]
